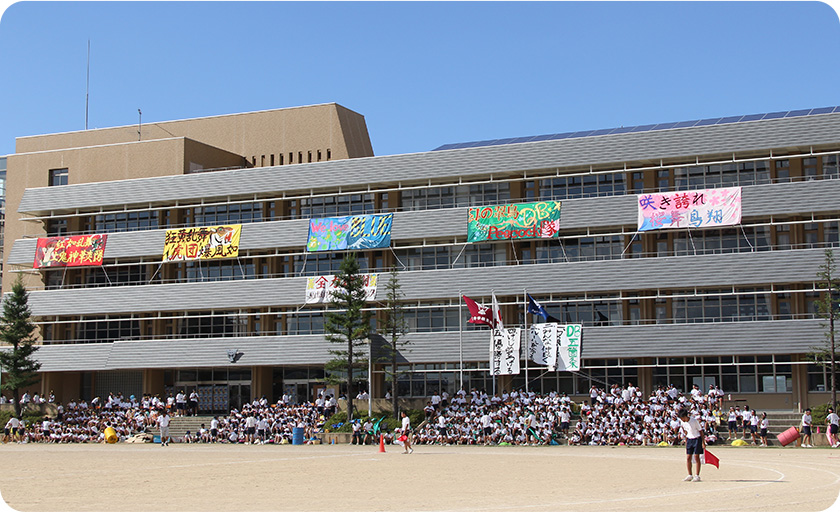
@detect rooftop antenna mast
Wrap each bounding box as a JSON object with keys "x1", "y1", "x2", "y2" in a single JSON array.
[
  {"x1": 137, "y1": 109, "x2": 142, "y2": 140},
  {"x1": 85, "y1": 40, "x2": 90, "y2": 130}
]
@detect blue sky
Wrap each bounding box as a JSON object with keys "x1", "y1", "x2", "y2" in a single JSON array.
[{"x1": 0, "y1": 2, "x2": 838, "y2": 158}]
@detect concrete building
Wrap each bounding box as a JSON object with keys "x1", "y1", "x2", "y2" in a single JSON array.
[{"x1": 2, "y1": 104, "x2": 839, "y2": 412}]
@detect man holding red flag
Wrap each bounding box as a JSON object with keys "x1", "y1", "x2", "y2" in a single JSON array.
[{"x1": 678, "y1": 408, "x2": 706, "y2": 482}]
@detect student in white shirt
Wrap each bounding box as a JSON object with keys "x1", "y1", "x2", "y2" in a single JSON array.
[
  {"x1": 801, "y1": 408, "x2": 813, "y2": 447},
  {"x1": 825, "y1": 407, "x2": 840, "y2": 448},
  {"x1": 678, "y1": 408, "x2": 705, "y2": 482},
  {"x1": 759, "y1": 412, "x2": 770, "y2": 446}
]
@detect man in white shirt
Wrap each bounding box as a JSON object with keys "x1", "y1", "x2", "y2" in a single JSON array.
[
  {"x1": 157, "y1": 410, "x2": 171, "y2": 447},
  {"x1": 400, "y1": 411, "x2": 413, "y2": 454},
  {"x1": 825, "y1": 407, "x2": 839, "y2": 448},
  {"x1": 801, "y1": 408, "x2": 813, "y2": 447},
  {"x1": 678, "y1": 408, "x2": 705, "y2": 482}
]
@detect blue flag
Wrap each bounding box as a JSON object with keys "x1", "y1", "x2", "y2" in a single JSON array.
[{"x1": 527, "y1": 294, "x2": 558, "y2": 323}]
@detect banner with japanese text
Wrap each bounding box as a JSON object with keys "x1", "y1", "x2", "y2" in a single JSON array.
[
  {"x1": 307, "y1": 213, "x2": 393, "y2": 252},
  {"x1": 163, "y1": 225, "x2": 241, "y2": 261},
  {"x1": 468, "y1": 201, "x2": 561, "y2": 242},
  {"x1": 305, "y1": 274, "x2": 379, "y2": 304},
  {"x1": 637, "y1": 187, "x2": 741, "y2": 232},
  {"x1": 528, "y1": 323, "x2": 558, "y2": 371},
  {"x1": 491, "y1": 327, "x2": 521, "y2": 376},
  {"x1": 33, "y1": 234, "x2": 108, "y2": 268},
  {"x1": 557, "y1": 324, "x2": 582, "y2": 372}
]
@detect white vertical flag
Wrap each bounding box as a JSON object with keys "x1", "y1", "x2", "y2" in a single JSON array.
[
  {"x1": 528, "y1": 323, "x2": 558, "y2": 370},
  {"x1": 491, "y1": 292, "x2": 504, "y2": 330},
  {"x1": 491, "y1": 327, "x2": 521, "y2": 375},
  {"x1": 557, "y1": 324, "x2": 582, "y2": 371}
]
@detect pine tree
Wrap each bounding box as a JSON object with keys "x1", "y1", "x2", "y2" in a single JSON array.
[
  {"x1": 379, "y1": 266, "x2": 410, "y2": 418},
  {"x1": 0, "y1": 279, "x2": 41, "y2": 418},
  {"x1": 813, "y1": 249, "x2": 840, "y2": 409},
  {"x1": 323, "y1": 253, "x2": 371, "y2": 422}
]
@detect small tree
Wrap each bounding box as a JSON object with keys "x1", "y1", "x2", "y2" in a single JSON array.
[
  {"x1": 0, "y1": 279, "x2": 41, "y2": 418},
  {"x1": 378, "y1": 267, "x2": 410, "y2": 418},
  {"x1": 813, "y1": 249, "x2": 840, "y2": 409},
  {"x1": 324, "y1": 253, "x2": 371, "y2": 422}
]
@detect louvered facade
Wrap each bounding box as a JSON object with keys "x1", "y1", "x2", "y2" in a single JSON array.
[{"x1": 2, "y1": 105, "x2": 840, "y2": 412}]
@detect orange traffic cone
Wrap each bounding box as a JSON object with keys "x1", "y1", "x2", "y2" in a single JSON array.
[{"x1": 379, "y1": 434, "x2": 386, "y2": 453}]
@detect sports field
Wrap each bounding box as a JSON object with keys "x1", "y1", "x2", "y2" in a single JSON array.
[{"x1": 1, "y1": 443, "x2": 838, "y2": 512}]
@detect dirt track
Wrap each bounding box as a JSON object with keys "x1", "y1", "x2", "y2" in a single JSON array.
[{"x1": 1, "y1": 443, "x2": 838, "y2": 512}]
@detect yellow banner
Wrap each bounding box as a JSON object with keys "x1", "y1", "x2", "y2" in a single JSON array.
[{"x1": 163, "y1": 225, "x2": 241, "y2": 261}]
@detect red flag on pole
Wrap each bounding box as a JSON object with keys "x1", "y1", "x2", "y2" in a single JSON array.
[
  {"x1": 463, "y1": 295, "x2": 494, "y2": 327},
  {"x1": 701, "y1": 449, "x2": 719, "y2": 468}
]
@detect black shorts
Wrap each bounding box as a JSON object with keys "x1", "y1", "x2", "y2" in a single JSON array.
[
  {"x1": 177, "y1": 403, "x2": 185, "y2": 410},
  {"x1": 750, "y1": 425, "x2": 757, "y2": 433},
  {"x1": 728, "y1": 421, "x2": 737, "y2": 430},
  {"x1": 3, "y1": 428, "x2": 9, "y2": 436},
  {"x1": 803, "y1": 426, "x2": 812, "y2": 436},
  {"x1": 560, "y1": 422, "x2": 570, "y2": 430},
  {"x1": 760, "y1": 428, "x2": 767, "y2": 437},
  {"x1": 483, "y1": 427, "x2": 492, "y2": 436},
  {"x1": 685, "y1": 437, "x2": 704, "y2": 455},
  {"x1": 211, "y1": 429, "x2": 218, "y2": 437},
  {"x1": 830, "y1": 424, "x2": 838, "y2": 434},
  {"x1": 246, "y1": 427, "x2": 256, "y2": 435}
]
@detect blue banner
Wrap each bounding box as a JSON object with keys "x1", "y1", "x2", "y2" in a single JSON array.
[{"x1": 307, "y1": 213, "x2": 393, "y2": 252}]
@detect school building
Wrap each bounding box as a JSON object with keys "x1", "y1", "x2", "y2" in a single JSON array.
[{"x1": 2, "y1": 103, "x2": 839, "y2": 412}]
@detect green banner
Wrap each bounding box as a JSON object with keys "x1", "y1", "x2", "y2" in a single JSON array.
[{"x1": 467, "y1": 201, "x2": 562, "y2": 242}]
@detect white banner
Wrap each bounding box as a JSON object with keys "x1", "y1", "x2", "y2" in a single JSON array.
[
  {"x1": 637, "y1": 186, "x2": 742, "y2": 232},
  {"x1": 528, "y1": 323, "x2": 558, "y2": 371},
  {"x1": 305, "y1": 274, "x2": 378, "y2": 304},
  {"x1": 557, "y1": 324, "x2": 582, "y2": 372},
  {"x1": 491, "y1": 327, "x2": 521, "y2": 376}
]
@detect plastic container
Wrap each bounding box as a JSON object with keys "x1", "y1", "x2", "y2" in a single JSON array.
[
  {"x1": 292, "y1": 427, "x2": 304, "y2": 445},
  {"x1": 776, "y1": 426, "x2": 800, "y2": 447}
]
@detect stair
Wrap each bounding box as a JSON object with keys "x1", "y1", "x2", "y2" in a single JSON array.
[{"x1": 149, "y1": 415, "x2": 215, "y2": 440}]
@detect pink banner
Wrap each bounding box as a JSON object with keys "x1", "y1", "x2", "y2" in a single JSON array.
[{"x1": 637, "y1": 187, "x2": 741, "y2": 232}]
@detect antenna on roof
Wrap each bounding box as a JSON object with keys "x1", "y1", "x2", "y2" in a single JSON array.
[
  {"x1": 137, "y1": 109, "x2": 142, "y2": 141},
  {"x1": 85, "y1": 40, "x2": 90, "y2": 130}
]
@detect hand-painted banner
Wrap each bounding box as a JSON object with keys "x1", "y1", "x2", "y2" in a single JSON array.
[
  {"x1": 163, "y1": 225, "x2": 241, "y2": 261},
  {"x1": 33, "y1": 234, "x2": 108, "y2": 268},
  {"x1": 527, "y1": 323, "x2": 582, "y2": 372},
  {"x1": 307, "y1": 213, "x2": 393, "y2": 252},
  {"x1": 305, "y1": 274, "x2": 379, "y2": 304},
  {"x1": 467, "y1": 201, "x2": 561, "y2": 243},
  {"x1": 491, "y1": 327, "x2": 521, "y2": 376},
  {"x1": 637, "y1": 187, "x2": 741, "y2": 232},
  {"x1": 528, "y1": 323, "x2": 558, "y2": 371},
  {"x1": 557, "y1": 323, "x2": 582, "y2": 372}
]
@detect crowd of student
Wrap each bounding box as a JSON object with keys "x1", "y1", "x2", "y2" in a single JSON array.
[
  {"x1": 2, "y1": 383, "x2": 827, "y2": 447},
  {"x1": 1, "y1": 391, "x2": 329, "y2": 445}
]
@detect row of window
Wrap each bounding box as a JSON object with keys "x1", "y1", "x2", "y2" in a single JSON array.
[
  {"x1": 48, "y1": 153, "x2": 840, "y2": 236},
  {"x1": 41, "y1": 286, "x2": 825, "y2": 342}
]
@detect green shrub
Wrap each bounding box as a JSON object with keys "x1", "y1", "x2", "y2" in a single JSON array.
[
  {"x1": 0, "y1": 409, "x2": 44, "y2": 429},
  {"x1": 811, "y1": 402, "x2": 832, "y2": 425}
]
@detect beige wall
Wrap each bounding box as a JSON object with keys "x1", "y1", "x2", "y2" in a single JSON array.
[{"x1": 16, "y1": 103, "x2": 373, "y2": 162}]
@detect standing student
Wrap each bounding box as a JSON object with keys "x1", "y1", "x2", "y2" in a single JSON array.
[
  {"x1": 678, "y1": 408, "x2": 704, "y2": 482},
  {"x1": 759, "y1": 412, "x2": 769, "y2": 447},
  {"x1": 801, "y1": 408, "x2": 813, "y2": 447},
  {"x1": 400, "y1": 411, "x2": 413, "y2": 454},
  {"x1": 157, "y1": 409, "x2": 171, "y2": 447},
  {"x1": 826, "y1": 407, "x2": 840, "y2": 448}
]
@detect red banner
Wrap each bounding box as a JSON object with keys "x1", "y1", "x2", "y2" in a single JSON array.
[{"x1": 33, "y1": 234, "x2": 108, "y2": 268}]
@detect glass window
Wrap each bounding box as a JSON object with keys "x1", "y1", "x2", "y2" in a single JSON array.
[{"x1": 49, "y1": 168, "x2": 68, "y2": 186}]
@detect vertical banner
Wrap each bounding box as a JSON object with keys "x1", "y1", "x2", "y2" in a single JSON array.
[
  {"x1": 468, "y1": 201, "x2": 562, "y2": 242},
  {"x1": 637, "y1": 186, "x2": 741, "y2": 232},
  {"x1": 528, "y1": 323, "x2": 558, "y2": 371},
  {"x1": 33, "y1": 234, "x2": 108, "y2": 268},
  {"x1": 491, "y1": 327, "x2": 521, "y2": 376},
  {"x1": 163, "y1": 225, "x2": 241, "y2": 261},
  {"x1": 557, "y1": 324, "x2": 582, "y2": 372},
  {"x1": 307, "y1": 213, "x2": 393, "y2": 252}
]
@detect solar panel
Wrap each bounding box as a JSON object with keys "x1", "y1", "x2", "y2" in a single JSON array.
[{"x1": 431, "y1": 106, "x2": 840, "y2": 151}]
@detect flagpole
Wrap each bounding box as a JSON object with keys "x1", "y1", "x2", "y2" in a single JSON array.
[
  {"x1": 458, "y1": 291, "x2": 464, "y2": 392},
  {"x1": 492, "y1": 289, "x2": 496, "y2": 397},
  {"x1": 524, "y1": 289, "x2": 529, "y2": 394}
]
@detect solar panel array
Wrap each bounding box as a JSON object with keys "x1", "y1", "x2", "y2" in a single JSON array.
[{"x1": 432, "y1": 106, "x2": 840, "y2": 152}]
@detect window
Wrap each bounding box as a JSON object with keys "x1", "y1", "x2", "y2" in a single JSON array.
[{"x1": 49, "y1": 168, "x2": 68, "y2": 186}]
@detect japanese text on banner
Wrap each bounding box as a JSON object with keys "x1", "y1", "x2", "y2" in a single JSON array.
[
  {"x1": 305, "y1": 274, "x2": 379, "y2": 304},
  {"x1": 468, "y1": 201, "x2": 561, "y2": 242},
  {"x1": 163, "y1": 225, "x2": 241, "y2": 261},
  {"x1": 307, "y1": 213, "x2": 393, "y2": 252},
  {"x1": 33, "y1": 234, "x2": 108, "y2": 268},
  {"x1": 637, "y1": 187, "x2": 741, "y2": 232},
  {"x1": 491, "y1": 327, "x2": 521, "y2": 376}
]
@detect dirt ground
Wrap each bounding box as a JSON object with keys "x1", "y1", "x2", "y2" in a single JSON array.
[{"x1": 1, "y1": 443, "x2": 839, "y2": 512}]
